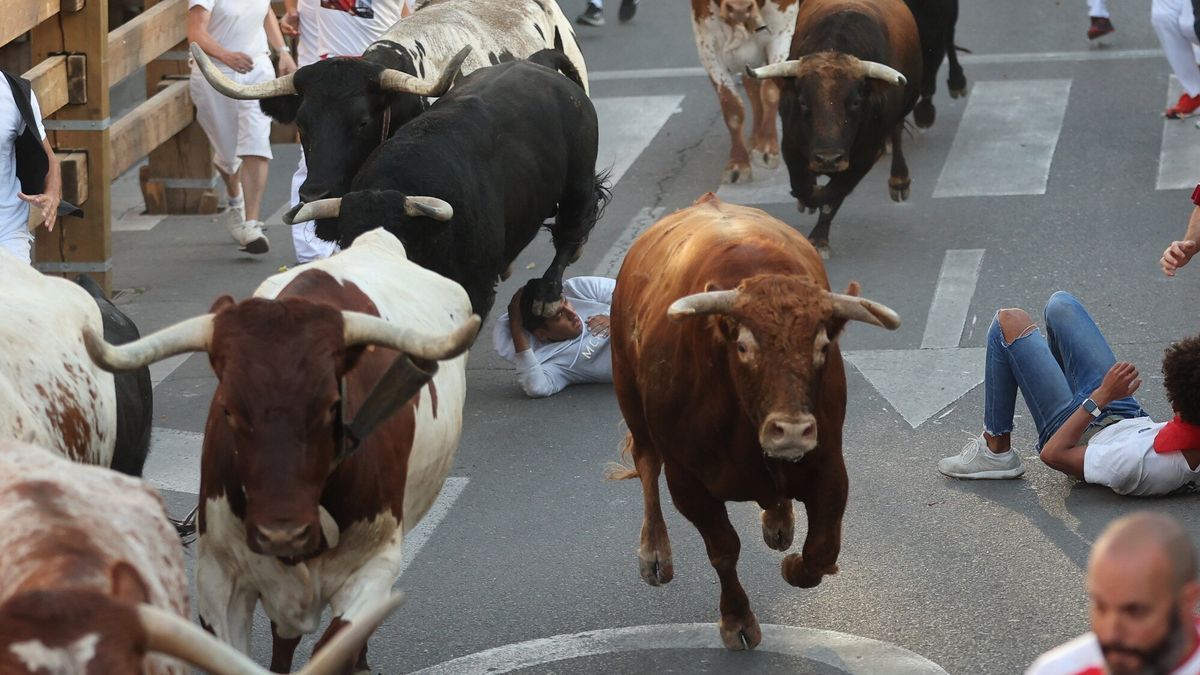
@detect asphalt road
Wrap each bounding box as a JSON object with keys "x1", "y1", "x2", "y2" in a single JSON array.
[{"x1": 105, "y1": 0, "x2": 1200, "y2": 672}]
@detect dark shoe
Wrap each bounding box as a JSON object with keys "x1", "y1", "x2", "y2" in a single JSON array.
[
  {"x1": 1087, "y1": 16, "x2": 1114, "y2": 40},
  {"x1": 619, "y1": 0, "x2": 638, "y2": 23},
  {"x1": 1166, "y1": 92, "x2": 1200, "y2": 118},
  {"x1": 576, "y1": 4, "x2": 604, "y2": 26}
]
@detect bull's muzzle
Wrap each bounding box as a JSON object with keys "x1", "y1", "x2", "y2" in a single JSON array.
[
  {"x1": 810, "y1": 150, "x2": 849, "y2": 174},
  {"x1": 249, "y1": 519, "x2": 320, "y2": 558},
  {"x1": 760, "y1": 412, "x2": 818, "y2": 460}
]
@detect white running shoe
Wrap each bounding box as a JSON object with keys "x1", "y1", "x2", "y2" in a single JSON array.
[
  {"x1": 220, "y1": 197, "x2": 246, "y2": 241},
  {"x1": 937, "y1": 435, "x2": 1025, "y2": 480},
  {"x1": 230, "y1": 219, "x2": 270, "y2": 255}
]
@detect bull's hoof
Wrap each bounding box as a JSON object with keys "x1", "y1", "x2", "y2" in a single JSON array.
[
  {"x1": 722, "y1": 163, "x2": 753, "y2": 184},
  {"x1": 753, "y1": 150, "x2": 780, "y2": 170},
  {"x1": 810, "y1": 239, "x2": 830, "y2": 259},
  {"x1": 913, "y1": 99, "x2": 935, "y2": 129},
  {"x1": 760, "y1": 510, "x2": 794, "y2": 552},
  {"x1": 718, "y1": 612, "x2": 762, "y2": 651},
  {"x1": 948, "y1": 77, "x2": 968, "y2": 98},
  {"x1": 797, "y1": 202, "x2": 817, "y2": 215},
  {"x1": 781, "y1": 553, "x2": 839, "y2": 589},
  {"x1": 531, "y1": 296, "x2": 563, "y2": 319},
  {"x1": 638, "y1": 547, "x2": 674, "y2": 586},
  {"x1": 888, "y1": 179, "x2": 911, "y2": 202}
]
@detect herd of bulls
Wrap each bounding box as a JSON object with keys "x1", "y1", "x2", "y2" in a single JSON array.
[{"x1": 0, "y1": 0, "x2": 966, "y2": 671}]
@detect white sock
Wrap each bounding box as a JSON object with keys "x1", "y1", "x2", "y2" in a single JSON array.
[{"x1": 228, "y1": 194, "x2": 244, "y2": 208}]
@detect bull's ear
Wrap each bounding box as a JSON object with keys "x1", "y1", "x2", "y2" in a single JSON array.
[
  {"x1": 109, "y1": 561, "x2": 150, "y2": 605},
  {"x1": 259, "y1": 95, "x2": 302, "y2": 124},
  {"x1": 208, "y1": 295, "x2": 236, "y2": 314}
]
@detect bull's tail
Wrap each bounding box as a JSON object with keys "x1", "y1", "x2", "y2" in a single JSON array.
[
  {"x1": 527, "y1": 48, "x2": 586, "y2": 92},
  {"x1": 603, "y1": 431, "x2": 639, "y2": 480},
  {"x1": 592, "y1": 168, "x2": 613, "y2": 224},
  {"x1": 953, "y1": 44, "x2": 972, "y2": 54}
]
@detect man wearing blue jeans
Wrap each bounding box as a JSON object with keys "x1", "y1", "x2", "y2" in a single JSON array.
[{"x1": 939, "y1": 292, "x2": 1200, "y2": 496}]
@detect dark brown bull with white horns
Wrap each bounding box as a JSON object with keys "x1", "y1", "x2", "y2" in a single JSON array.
[{"x1": 609, "y1": 193, "x2": 900, "y2": 650}]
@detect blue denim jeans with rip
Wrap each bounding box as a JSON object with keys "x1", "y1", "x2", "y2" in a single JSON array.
[{"x1": 984, "y1": 291, "x2": 1147, "y2": 451}]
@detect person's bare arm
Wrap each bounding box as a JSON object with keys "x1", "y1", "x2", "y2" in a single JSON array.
[
  {"x1": 187, "y1": 6, "x2": 253, "y2": 73},
  {"x1": 1040, "y1": 362, "x2": 1141, "y2": 479},
  {"x1": 264, "y1": 8, "x2": 297, "y2": 75},
  {"x1": 1162, "y1": 205, "x2": 1200, "y2": 276},
  {"x1": 508, "y1": 290, "x2": 531, "y2": 354},
  {"x1": 20, "y1": 135, "x2": 61, "y2": 232},
  {"x1": 280, "y1": 0, "x2": 300, "y2": 36}
]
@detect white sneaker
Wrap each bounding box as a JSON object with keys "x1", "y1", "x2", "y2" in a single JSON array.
[
  {"x1": 937, "y1": 435, "x2": 1025, "y2": 480},
  {"x1": 230, "y1": 219, "x2": 270, "y2": 255},
  {"x1": 220, "y1": 198, "x2": 246, "y2": 243}
]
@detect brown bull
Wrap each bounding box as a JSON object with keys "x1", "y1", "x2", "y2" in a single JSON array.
[
  {"x1": 609, "y1": 193, "x2": 900, "y2": 650},
  {"x1": 746, "y1": 0, "x2": 921, "y2": 256}
]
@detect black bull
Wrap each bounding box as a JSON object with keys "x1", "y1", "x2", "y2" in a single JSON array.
[{"x1": 287, "y1": 50, "x2": 610, "y2": 322}]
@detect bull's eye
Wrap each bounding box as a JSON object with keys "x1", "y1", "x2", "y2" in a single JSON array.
[
  {"x1": 737, "y1": 342, "x2": 749, "y2": 354},
  {"x1": 847, "y1": 96, "x2": 861, "y2": 113}
]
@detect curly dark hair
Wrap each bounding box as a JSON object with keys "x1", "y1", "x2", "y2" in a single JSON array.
[{"x1": 1162, "y1": 334, "x2": 1200, "y2": 424}]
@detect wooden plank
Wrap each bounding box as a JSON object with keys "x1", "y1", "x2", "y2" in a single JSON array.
[
  {"x1": 22, "y1": 55, "x2": 68, "y2": 117},
  {"x1": 107, "y1": 0, "x2": 186, "y2": 85},
  {"x1": 0, "y1": 0, "x2": 58, "y2": 51},
  {"x1": 25, "y1": 152, "x2": 88, "y2": 231},
  {"x1": 110, "y1": 79, "x2": 193, "y2": 178}
]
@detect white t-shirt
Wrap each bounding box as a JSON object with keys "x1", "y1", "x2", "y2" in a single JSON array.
[
  {"x1": 315, "y1": 0, "x2": 405, "y2": 58},
  {"x1": 1027, "y1": 619, "x2": 1200, "y2": 674},
  {"x1": 0, "y1": 86, "x2": 45, "y2": 240},
  {"x1": 189, "y1": 0, "x2": 271, "y2": 58},
  {"x1": 1083, "y1": 417, "x2": 1200, "y2": 496},
  {"x1": 493, "y1": 277, "x2": 615, "y2": 398}
]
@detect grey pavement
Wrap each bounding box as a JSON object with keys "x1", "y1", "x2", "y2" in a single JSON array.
[{"x1": 100, "y1": 0, "x2": 1200, "y2": 673}]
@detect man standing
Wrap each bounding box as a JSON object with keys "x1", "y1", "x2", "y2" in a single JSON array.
[
  {"x1": 493, "y1": 277, "x2": 615, "y2": 398},
  {"x1": 0, "y1": 70, "x2": 60, "y2": 263},
  {"x1": 1028, "y1": 512, "x2": 1200, "y2": 674}
]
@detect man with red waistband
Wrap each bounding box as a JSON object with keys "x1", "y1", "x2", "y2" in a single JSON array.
[{"x1": 1028, "y1": 512, "x2": 1200, "y2": 674}]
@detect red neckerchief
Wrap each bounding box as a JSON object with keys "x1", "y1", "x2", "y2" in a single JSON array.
[{"x1": 1153, "y1": 415, "x2": 1200, "y2": 454}]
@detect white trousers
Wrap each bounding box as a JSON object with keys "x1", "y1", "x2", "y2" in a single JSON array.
[
  {"x1": 1088, "y1": 0, "x2": 1109, "y2": 18},
  {"x1": 189, "y1": 55, "x2": 275, "y2": 175},
  {"x1": 289, "y1": 148, "x2": 338, "y2": 263},
  {"x1": 1153, "y1": 0, "x2": 1200, "y2": 96}
]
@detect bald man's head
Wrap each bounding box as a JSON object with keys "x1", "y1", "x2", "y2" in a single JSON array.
[
  {"x1": 1087, "y1": 512, "x2": 1200, "y2": 675},
  {"x1": 1091, "y1": 512, "x2": 1196, "y2": 591}
]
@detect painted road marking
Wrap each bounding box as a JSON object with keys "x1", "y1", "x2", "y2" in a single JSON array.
[
  {"x1": 398, "y1": 477, "x2": 469, "y2": 576},
  {"x1": 409, "y1": 623, "x2": 947, "y2": 674},
  {"x1": 1157, "y1": 76, "x2": 1200, "y2": 191},
  {"x1": 921, "y1": 249, "x2": 985, "y2": 349},
  {"x1": 588, "y1": 49, "x2": 1160, "y2": 81},
  {"x1": 593, "y1": 206, "x2": 666, "y2": 277},
  {"x1": 933, "y1": 80, "x2": 1071, "y2": 198},
  {"x1": 714, "y1": 161, "x2": 791, "y2": 206},
  {"x1": 143, "y1": 428, "x2": 204, "y2": 495},
  {"x1": 594, "y1": 95, "x2": 684, "y2": 186},
  {"x1": 149, "y1": 353, "x2": 192, "y2": 389},
  {"x1": 846, "y1": 249, "x2": 986, "y2": 428}
]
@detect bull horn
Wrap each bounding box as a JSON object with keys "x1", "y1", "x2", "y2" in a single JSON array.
[
  {"x1": 342, "y1": 312, "x2": 482, "y2": 361},
  {"x1": 189, "y1": 43, "x2": 296, "y2": 100},
  {"x1": 287, "y1": 197, "x2": 343, "y2": 225},
  {"x1": 857, "y1": 60, "x2": 907, "y2": 86},
  {"x1": 84, "y1": 315, "x2": 214, "y2": 373},
  {"x1": 745, "y1": 59, "x2": 806, "y2": 80},
  {"x1": 137, "y1": 592, "x2": 405, "y2": 674},
  {"x1": 667, "y1": 290, "x2": 739, "y2": 319},
  {"x1": 319, "y1": 506, "x2": 340, "y2": 550},
  {"x1": 827, "y1": 292, "x2": 901, "y2": 329},
  {"x1": 378, "y1": 45, "x2": 471, "y2": 96},
  {"x1": 403, "y1": 196, "x2": 453, "y2": 221}
]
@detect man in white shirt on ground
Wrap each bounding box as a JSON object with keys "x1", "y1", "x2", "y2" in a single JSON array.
[
  {"x1": 1028, "y1": 512, "x2": 1200, "y2": 675},
  {"x1": 937, "y1": 291, "x2": 1200, "y2": 496},
  {"x1": 493, "y1": 277, "x2": 615, "y2": 398}
]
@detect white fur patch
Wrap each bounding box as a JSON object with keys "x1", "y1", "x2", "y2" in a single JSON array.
[{"x1": 10, "y1": 634, "x2": 99, "y2": 675}]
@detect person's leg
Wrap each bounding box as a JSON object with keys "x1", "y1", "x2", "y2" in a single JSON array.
[
  {"x1": 289, "y1": 150, "x2": 338, "y2": 263},
  {"x1": 1089, "y1": 0, "x2": 1109, "y2": 18},
  {"x1": 190, "y1": 67, "x2": 250, "y2": 247},
  {"x1": 239, "y1": 156, "x2": 269, "y2": 223},
  {"x1": 216, "y1": 166, "x2": 241, "y2": 200},
  {"x1": 576, "y1": 0, "x2": 604, "y2": 26},
  {"x1": 1043, "y1": 291, "x2": 1145, "y2": 419},
  {"x1": 1153, "y1": 0, "x2": 1200, "y2": 102}
]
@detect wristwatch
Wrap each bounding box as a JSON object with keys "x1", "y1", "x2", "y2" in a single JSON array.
[{"x1": 1082, "y1": 398, "x2": 1103, "y2": 418}]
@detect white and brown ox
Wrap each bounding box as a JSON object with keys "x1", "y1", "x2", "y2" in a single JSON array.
[
  {"x1": 692, "y1": 0, "x2": 798, "y2": 184},
  {"x1": 0, "y1": 440, "x2": 402, "y2": 675},
  {"x1": 610, "y1": 193, "x2": 900, "y2": 650},
  {"x1": 84, "y1": 229, "x2": 478, "y2": 673},
  {"x1": 0, "y1": 250, "x2": 152, "y2": 476}
]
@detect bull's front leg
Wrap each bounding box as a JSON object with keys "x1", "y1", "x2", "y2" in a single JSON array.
[
  {"x1": 888, "y1": 122, "x2": 911, "y2": 202},
  {"x1": 323, "y1": 529, "x2": 406, "y2": 674},
  {"x1": 742, "y1": 74, "x2": 780, "y2": 170},
  {"x1": 715, "y1": 80, "x2": 753, "y2": 184},
  {"x1": 195, "y1": 542, "x2": 259, "y2": 655},
  {"x1": 782, "y1": 457, "x2": 847, "y2": 589},
  {"x1": 665, "y1": 464, "x2": 759, "y2": 650},
  {"x1": 759, "y1": 497, "x2": 794, "y2": 551}
]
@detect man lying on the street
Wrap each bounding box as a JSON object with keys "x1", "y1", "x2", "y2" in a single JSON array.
[
  {"x1": 493, "y1": 276, "x2": 615, "y2": 398},
  {"x1": 938, "y1": 291, "x2": 1200, "y2": 496}
]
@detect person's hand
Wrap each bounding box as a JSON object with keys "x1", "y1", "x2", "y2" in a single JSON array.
[
  {"x1": 1162, "y1": 240, "x2": 1197, "y2": 276},
  {"x1": 279, "y1": 9, "x2": 300, "y2": 36},
  {"x1": 20, "y1": 190, "x2": 60, "y2": 233},
  {"x1": 1092, "y1": 361, "x2": 1141, "y2": 408},
  {"x1": 220, "y1": 50, "x2": 255, "y2": 74},
  {"x1": 276, "y1": 51, "x2": 297, "y2": 76},
  {"x1": 587, "y1": 314, "x2": 610, "y2": 338},
  {"x1": 507, "y1": 289, "x2": 524, "y2": 326}
]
